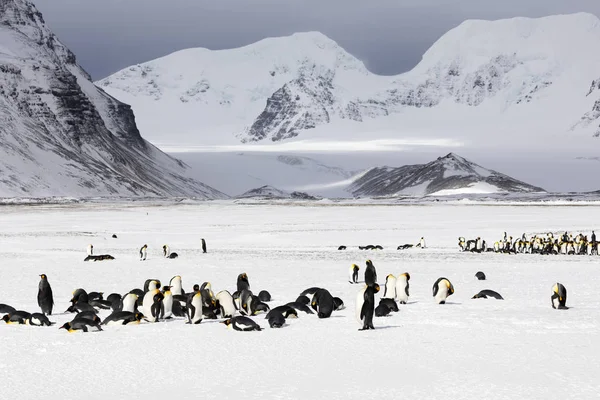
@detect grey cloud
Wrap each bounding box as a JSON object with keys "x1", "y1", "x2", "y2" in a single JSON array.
[{"x1": 33, "y1": 0, "x2": 600, "y2": 79}]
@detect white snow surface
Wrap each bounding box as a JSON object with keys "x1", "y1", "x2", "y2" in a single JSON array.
[
  {"x1": 429, "y1": 181, "x2": 503, "y2": 196},
  {"x1": 1, "y1": 203, "x2": 600, "y2": 399}
]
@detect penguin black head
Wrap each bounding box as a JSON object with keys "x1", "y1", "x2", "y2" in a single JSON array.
[
  {"x1": 403, "y1": 273, "x2": 411, "y2": 281},
  {"x1": 40, "y1": 274, "x2": 47, "y2": 280},
  {"x1": 59, "y1": 322, "x2": 71, "y2": 330},
  {"x1": 1, "y1": 315, "x2": 9, "y2": 323},
  {"x1": 193, "y1": 284, "x2": 200, "y2": 292},
  {"x1": 374, "y1": 284, "x2": 380, "y2": 293},
  {"x1": 162, "y1": 286, "x2": 172, "y2": 293},
  {"x1": 135, "y1": 312, "x2": 144, "y2": 321},
  {"x1": 221, "y1": 319, "x2": 232, "y2": 326}
]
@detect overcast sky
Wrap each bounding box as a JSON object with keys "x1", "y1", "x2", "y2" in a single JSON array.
[{"x1": 34, "y1": 1, "x2": 600, "y2": 80}]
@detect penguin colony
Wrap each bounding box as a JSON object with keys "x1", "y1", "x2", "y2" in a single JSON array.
[
  {"x1": 0, "y1": 236, "x2": 572, "y2": 332},
  {"x1": 459, "y1": 231, "x2": 600, "y2": 255}
]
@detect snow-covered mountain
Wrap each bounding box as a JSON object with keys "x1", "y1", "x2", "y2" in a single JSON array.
[
  {"x1": 235, "y1": 185, "x2": 318, "y2": 200},
  {"x1": 0, "y1": 0, "x2": 226, "y2": 198},
  {"x1": 347, "y1": 153, "x2": 545, "y2": 197},
  {"x1": 98, "y1": 13, "x2": 600, "y2": 148}
]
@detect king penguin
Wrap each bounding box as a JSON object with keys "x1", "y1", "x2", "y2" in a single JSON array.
[
  {"x1": 364, "y1": 260, "x2": 377, "y2": 287},
  {"x1": 139, "y1": 244, "x2": 148, "y2": 261},
  {"x1": 356, "y1": 283, "x2": 379, "y2": 330},
  {"x1": 161, "y1": 286, "x2": 173, "y2": 319},
  {"x1": 170, "y1": 275, "x2": 183, "y2": 296},
  {"x1": 37, "y1": 274, "x2": 54, "y2": 316},
  {"x1": 216, "y1": 290, "x2": 236, "y2": 318},
  {"x1": 142, "y1": 289, "x2": 161, "y2": 322},
  {"x1": 383, "y1": 274, "x2": 397, "y2": 299},
  {"x1": 87, "y1": 244, "x2": 93, "y2": 256},
  {"x1": 395, "y1": 273, "x2": 410, "y2": 304},
  {"x1": 551, "y1": 283, "x2": 568, "y2": 310},
  {"x1": 187, "y1": 292, "x2": 204, "y2": 324},
  {"x1": 201, "y1": 238, "x2": 207, "y2": 254},
  {"x1": 222, "y1": 316, "x2": 261, "y2": 331},
  {"x1": 349, "y1": 264, "x2": 360, "y2": 284},
  {"x1": 432, "y1": 277, "x2": 454, "y2": 304},
  {"x1": 121, "y1": 293, "x2": 138, "y2": 313},
  {"x1": 237, "y1": 273, "x2": 250, "y2": 292}
]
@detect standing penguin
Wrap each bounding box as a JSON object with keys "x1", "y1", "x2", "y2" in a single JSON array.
[
  {"x1": 162, "y1": 245, "x2": 170, "y2": 258},
  {"x1": 383, "y1": 274, "x2": 397, "y2": 299},
  {"x1": 215, "y1": 290, "x2": 236, "y2": 318},
  {"x1": 349, "y1": 264, "x2": 360, "y2": 284},
  {"x1": 37, "y1": 274, "x2": 54, "y2": 316},
  {"x1": 356, "y1": 284, "x2": 380, "y2": 330},
  {"x1": 364, "y1": 260, "x2": 377, "y2": 287},
  {"x1": 432, "y1": 277, "x2": 454, "y2": 304},
  {"x1": 170, "y1": 276, "x2": 183, "y2": 296},
  {"x1": 139, "y1": 244, "x2": 148, "y2": 261},
  {"x1": 551, "y1": 283, "x2": 568, "y2": 310},
  {"x1": 142, "y1": 289, "x2": 161, "y2": 322},
  {"x1": 187, "y1": 292, "x2": 203, "y2": 324},
  {"x1": 162, "y1": 286, "x2": 173, "y2": 319},
  {"x1": 237, "y1": 273, "x2": 250, "y2": 292},
  {"x1": 395, "y1": 273, "x2": 410, "y2": 304},
  {"x1": 121, "y1": 293, "x2": 139, "y2": 313},
  {"x1": 87, "y1": 244, "x2": 93, "y2": 256},
  {"x1": 201, "y1": 238, "x2": 207, "y2": 254},
  {"x1": 416, "y1": 237, "x2": 426, "y2": 249}
]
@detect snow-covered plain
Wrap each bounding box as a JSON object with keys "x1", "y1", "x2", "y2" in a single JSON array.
[{"x1": 1, "y1": 203, "x2": 600, "y2": 399}]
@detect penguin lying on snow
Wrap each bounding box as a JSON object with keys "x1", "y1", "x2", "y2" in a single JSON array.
[
  {"x1": 375, "y1": 298, "x2": 399, "y2": 317},
  {"x1": 102, "y1": 311, "x2": 145, "y2": 325},
  {"x1": 397, "y1": 244, "x2": 414, "y2": 250},
  {"x1": 285, "y1": 301, "x2": 314, "y2": 315},
  {"x1": 26, "y1": 313, "x2": 53, "y2": 326},
  {"x1": 75, "y1": 311, "x2": 101, "y2": 325},
  {"x1": 268, "y1": 312, "x2": 286, "y2": 328},
  {"x1": 0, "y1": 304, "x2": 16, "y2": 315},
  {"x1": 338, "y1": 246, "x2": 347, "y2": 250},
  {"x1": 59, "y1": 318, "x2": 103, "y2": 333},
  {"x1": 551, "y1": 283, "x2": 568, "y2": 310},
  {"x1": 84, "y1": 255, "x2": 115, "y2": 261},
  {"x1": 265, "y1": 306, "x2": 298, "y2": 320},
  {"x1": 222, "y1": 316, "x2": 261, "y2": 331},
  {"x1": 2, "y1": 311, "x2": 32, "y2": 324},
  {"x1": 475, "y1": 271, "x2": 486, "y2": 281},
  {"x1": 472, "y1": 290, "x2": 503, "y2": 300},
  {"x1": 258, "y1": 290, "x2": 271, "y2": 302}
]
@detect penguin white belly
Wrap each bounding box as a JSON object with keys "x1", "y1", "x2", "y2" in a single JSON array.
[
  {"x1": 396, "y1": 278, "x2": 409, "y2": 303},
  {"x1": 216, "y1": 291, "x2": 236, "y2": 318},
  {"x1": 190, "y1": 294, "x2": 203, "y2": 324},
  {"x1": 355, "y1": 287, "x2": 366, "y2": 324},
  {"x1": 170, "y1": 277, "x2": 183, "y2": 296},
  {"x1": 434, "y1": 283, "x2": 448, "y2": 304},
  {"x1": 383, "y1": 276, "x2": 397, "y2": 299},
  {"x1": 348, "y1": 267, "x2": 355, "y2": 283},
  {"x1": 142, "y1": 291, "x2": 158, "y2": 322},
  {"x1": 122, "y1": 294, "x2": 137, "y2": 313},
  {"x1": 420, "y1": 238, "x2": 426, "y2": 248},
  {"x1": 163, "y1": 294, "x2": 173, "y2": 318},
  {"x1": 552, "y1": 296, "x2": 560, "y2": 309}
]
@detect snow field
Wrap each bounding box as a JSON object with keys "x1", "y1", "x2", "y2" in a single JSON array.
[{"x1": 0, "y1": 203, "x2": 599, "y2": 399}]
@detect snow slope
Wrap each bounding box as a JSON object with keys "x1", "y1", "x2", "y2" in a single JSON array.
[
  {"x1": 98, "y1": 13, "x2": 600, "y2": 150},
  {"x1": 1, "y1": 203, "x2": 600, "y2": 399},
  {"x1": 348, "y1": 153, "x2": 544, "y2": 197},
  {"x1": 0, "y1": 0, "x2": 226, "y2": 198}
]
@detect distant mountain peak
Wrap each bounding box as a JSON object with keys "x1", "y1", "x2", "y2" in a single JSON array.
[{"x1": 348, "y1": 153, "x2": 544, "y2": 197}]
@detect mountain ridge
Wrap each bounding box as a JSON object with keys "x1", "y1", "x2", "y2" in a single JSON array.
[
  {"x1": 347, "y1": 153, "x2": 545, "y2": 197},
  {"x1": 0, "y1": 0, "x2": 227, "y2": 198}
]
